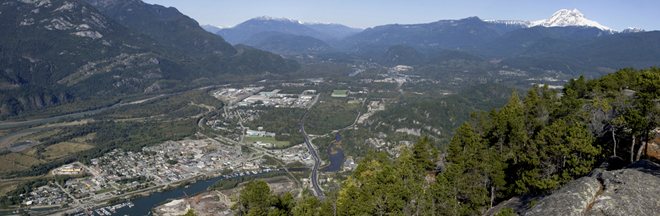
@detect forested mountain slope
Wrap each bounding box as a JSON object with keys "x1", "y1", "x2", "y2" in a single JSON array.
[
  {"x1": 340, "y1": 17, "x2": 512, "y2": 53},
  {"x1": 241, "y1": 31, "x2": 334, "y2": 54},
  {"x1": 82, "y1": 0, "x2": 237, "y2": 56},
  {"x1": 0, "y1": 0, "x2": 186, "y2": 118}
]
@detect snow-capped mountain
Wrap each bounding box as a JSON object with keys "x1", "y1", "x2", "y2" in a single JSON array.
[
  {"x1": 531, "y1": 9, "x2": 613, "y2": 32},
  {"x1": 486, "y1": 9, "x2": 641, "y2": 34}
]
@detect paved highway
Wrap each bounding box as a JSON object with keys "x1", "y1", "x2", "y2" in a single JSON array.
[{"x1": 300, "y1": 94, "x2": 323, "y2": 197}]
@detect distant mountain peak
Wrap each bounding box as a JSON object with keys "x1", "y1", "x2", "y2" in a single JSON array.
[
  {"x1": 253, "y1": 16, "x2": 303, "y2": 24},
  {"x1": 250, "y1": 16, "x2": 361, "y2": 28},
  {"x1": 486, "y1": 9, "x2": 617, "y2": 33},
  {"x1": 531, "y1": 9, "x2": 613, "y2": 32}
]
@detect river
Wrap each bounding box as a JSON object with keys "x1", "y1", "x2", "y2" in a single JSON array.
[
  {"x1": 320, "y1": 133, "x2": 345, "y2": 172},
  {"x1": 0, "y1": 92, "x2": 182, "y2": 148},
  {"x1": 110, "y1": 171, "x2": 285, "y2": 216},
  {"x1": 0, "y1": 172, "x2": 280, "y2": 216},
  {"x1": 0, "y1": 105, "x2": 118, "y2": 130}
]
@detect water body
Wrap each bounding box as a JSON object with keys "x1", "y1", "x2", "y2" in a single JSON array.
[
  {"x1": 321, "y1": 134, "x2": 345, "y2": 172},
  {"x1": 320, "y1": 148, "x2": 344, "y2": 172},
  {"x1": 111, "y1": 171, "x2": 283, "y2": 216},
  {"x1": 0, "y1": 126, "x2": 68, "y2": 150},
  {"x1": 348, "y1": 69, "x2": 364, "y2": 77}
]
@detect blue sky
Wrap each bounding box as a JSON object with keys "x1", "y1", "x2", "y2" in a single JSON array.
[{"x1": 143, "y1": 0, "x2": 659, "y2": 31}]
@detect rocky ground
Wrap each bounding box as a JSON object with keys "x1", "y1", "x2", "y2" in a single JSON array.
[{"x1": 488, "y1": 157, "x2": 660, "y2": 215}]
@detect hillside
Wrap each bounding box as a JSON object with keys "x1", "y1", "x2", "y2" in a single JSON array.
[
  {"x1": 0, "y1": 0, "x2": 189, "y2": 118},
  {"x1": 339, "y1": 17, "x2": 517, "y2": 53},
  {"x1": 82, "y1": 0, "x2": 237, "y2": 56},
  {"x1": 473, "y1": 26, "x2": 615, "y2": 57},
  {"x1": 484, "y1": 31, "x2": 660, "y2": 78},
  {"x1": 242, "y1": 32, "x2": 334, "y2": 54},
  {"x1": 303, "y1": 23, "x2": 362, "y2": 40}
]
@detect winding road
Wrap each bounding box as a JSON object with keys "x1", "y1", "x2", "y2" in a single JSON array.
[{"x1": 300, "y1": 94, "x2": 323, "y2": 197}]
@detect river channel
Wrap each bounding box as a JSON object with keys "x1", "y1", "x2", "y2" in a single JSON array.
[
  {"x1": 112, "y1": 171, "x2": 285, "y2": 216},
  {"x1": 320, "y1": 133, "x2": 345, "y2": 172},
  {"x1": 0, "y1": 105, "x2": 118, "y2": 130},
  {"x1": 0, "y1": 92, "x2": 181, "y2": 149}
]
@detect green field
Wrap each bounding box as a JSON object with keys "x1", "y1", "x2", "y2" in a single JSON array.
[
  {"x1": 243, "y1": 136, "x2": 290, "y2": 148},
  {"x1": 332, "y1": 90, "x2": 348, "y2": 96},
  {"x1": 95, "y1": 187, "x2": 115, "y2": 194},
  {"x1": 348, "y1": 100, "x2": 361, "y2": 104}
]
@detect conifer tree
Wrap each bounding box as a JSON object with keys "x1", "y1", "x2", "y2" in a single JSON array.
[{"x1": 445, "y1": 122, "x2": 491, "y2": 214}]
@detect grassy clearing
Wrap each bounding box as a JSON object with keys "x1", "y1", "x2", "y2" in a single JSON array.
[
  {"x1": 16, "y1": 128, "x2": 62, "y2": 144},
  {"x1": 348, "y1": 100, "x2": 361, "y2": 104},
  {"x1": 95, "y1": 187, "x2": 115, "y2": 194},
  {"x1": 332, "y1": 90, "x2": 348, "y2": 96},
  {"x1": 0, "y1": 153, "x2": 43, "y2": 173},
  {"x1": 70, "y1": 133, "x2": 97, "y2": 143},
  {"x1": 243, "y1": 136, "x2": 290, "y2": 148},
  {"x1": 0, "y1": 182, "x2": 17, "y2": 197},
  {"x1": 42, "y1": 142, "x2": 94, "y2": 160}
]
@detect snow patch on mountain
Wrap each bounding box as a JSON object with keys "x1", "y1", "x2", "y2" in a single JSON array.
[
  {"x1": 254, "y1": 16, "x2": 303, "y2": 24},
  {"x1": 483, "y1": 19, "x2": 533, "y2": 26},
  {"x1": 622, "y1": 27, "x2": 644, "y2": 33},
  {"x1": 251, "y1": 16, "x2": 362, "y2": 29}
]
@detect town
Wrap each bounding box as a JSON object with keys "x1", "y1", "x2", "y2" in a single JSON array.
[{"x1": 16, "y1": 135, "x2": 325, "y2": 215}]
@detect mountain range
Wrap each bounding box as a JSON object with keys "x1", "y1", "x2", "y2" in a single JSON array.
[
  {"x1": 213, "y1": 9, "x2": 658, "y2": 78},
  {"x1": 213, "y1": 9, "x2": 651, "y2": 56},
  {"x1": 0, "y1": 0, "x2": 299, "y2": 119}
]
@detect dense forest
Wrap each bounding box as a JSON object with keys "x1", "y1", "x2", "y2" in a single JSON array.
[{"x1": 221, "y1": 67, "x2": 660, "y2": 215}]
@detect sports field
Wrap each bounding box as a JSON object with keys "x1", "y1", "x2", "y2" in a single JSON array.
[{"x1": 332, "y1": 90, "x2": 348, "y2": 96}]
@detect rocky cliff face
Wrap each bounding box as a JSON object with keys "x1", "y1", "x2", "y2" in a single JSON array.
[
  {"x1": 584, "y1": 160, "x2": 660, "y2": 215},
  {"x1": 488, "y1": 157, "x2": 660, "y2": 215}
]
